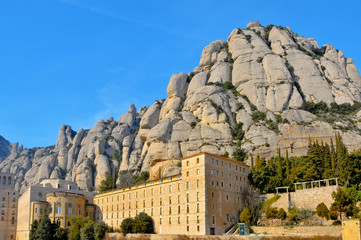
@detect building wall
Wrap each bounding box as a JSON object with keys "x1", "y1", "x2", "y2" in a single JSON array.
[
  {"x1": 95, "y1": 153, "x2": 250, "y2": 235},
  {"x1": 203, "y1": 154, "x2": 249, "y2": 235},
  {"x1": 16, "y1": 179, "x2": 95, "y2": 240},
  {"x1": 0, "y1": 173, "x2": 18, "y2": 240}
]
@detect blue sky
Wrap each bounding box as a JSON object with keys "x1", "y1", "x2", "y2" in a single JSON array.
[{"x1": 0, "y1": 0, "x2": 360, "y2": 148}]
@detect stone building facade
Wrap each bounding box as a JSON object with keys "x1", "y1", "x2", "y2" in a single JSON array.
[
  {"x1": 95, "y1": 152, "x2": 249, "y2": 235},
  {"x1": 0, "y1": 173, "x2": 19, "y2": 240},
  {"x1": 16, "y1": 179, "x2": 95, "y2": 240}
]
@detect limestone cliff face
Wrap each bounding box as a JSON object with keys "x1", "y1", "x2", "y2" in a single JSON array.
[{"x1": 1, "y1": 20, "x2": 361, "y2": 192}]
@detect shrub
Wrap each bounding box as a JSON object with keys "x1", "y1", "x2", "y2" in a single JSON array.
[
  {"x1": 239, "y1": 207, "x2": 252, "y2": 224},
  {"x1": 265, "y1": 207, "x2": 278, "y2": 219},
  {"x1": 277, "y1": 208, "x2": 287, "y2": 220},
  {"x1": 190, "y1": 122, "x2": 197, "y2": 128},
  {"x1": 252, "y1": 111, "x2": 266, "y2": 122},
  {"x1": 316, "y1": 202, "x2": 329, "y2": 220}
]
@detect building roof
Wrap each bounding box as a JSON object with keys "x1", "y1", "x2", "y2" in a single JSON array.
[{"x1": 181, "y1": 152, "x2": 250, "y2": 168}]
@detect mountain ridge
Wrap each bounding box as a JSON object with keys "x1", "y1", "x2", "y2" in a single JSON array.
[{"x1": 1, "y1": 20, "x2": 361, "y2": 193}]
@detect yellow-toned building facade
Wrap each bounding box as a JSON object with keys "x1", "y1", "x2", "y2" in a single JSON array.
[
  {"x1": 95, "y1": 152, "x2": 249, "y2": 235},
  {"x1": 0, "y1": 173, "x2": 19, "y2": 240},
  {"x1": 16, "y1": 179, "x2": 95, "y2": 240}
]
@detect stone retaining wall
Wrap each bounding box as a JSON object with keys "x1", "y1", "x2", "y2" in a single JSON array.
[
  {"x1": 265, "y1": 185, "x2": 337, "y2": 211},
  {"x1": 105, "y1": 233, "x2": 341, "y2": 240},
  {"x1": 252, "y1": 225, "x2": 341, "y2": 236}
]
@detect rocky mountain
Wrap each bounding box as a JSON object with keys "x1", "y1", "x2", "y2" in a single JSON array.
[{"x1": 1, "y1": 20, "x2": 361, "y2": 193}]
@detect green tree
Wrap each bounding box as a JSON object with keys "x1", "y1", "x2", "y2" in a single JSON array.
[
  {"x1": 132, "y1": 212, "x2": 154, "y2": 233},
  {"x1": 316, "y1": 202, "x2": 329, "y2": 220},
  {"x1": 120, "y1": 218, "x2": 134, "y2": 235},
  {"x1": 93, "y1": 221, "x2": 107, "y2": 240},
  {"x1": 80, "y1": 223, "x2": 94, "y2": 240},
  {"x1": 99, "y1": 172, "x2": 116, "y2": 193},
  {"x1": 285, "y1": 150, "x2": 290, "y2": 178},
  {"x1": 239, "y1": 207, "x2": 251, "y2": 224},
  {"x1": 277, "y1": 208, "x2": 287, "y2": 220},
  {"x1": 277, "y1": 148, "x2": 282, "y2": 178},
  {"x1": 54, "y1": 227, "x2": 68, "y2": 240},
  {"x1": 35, "y1": 215, "x2": 53, "y2": 240},
  {"x1": 68, "y1": 216, "x2": 93, "y2": 240},
  {"x1": 30, "y1": 219, "x2": 39, "y2": 240},
  {"x1": 331, "y1": 187, "x2": 355, "y2": 219}
]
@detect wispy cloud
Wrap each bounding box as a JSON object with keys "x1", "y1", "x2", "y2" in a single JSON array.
[{"x1": 58, "y1": 0, "x2": 208, "y2": 41}]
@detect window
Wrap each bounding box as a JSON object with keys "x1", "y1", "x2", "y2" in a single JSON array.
[
  {"x1": 197, "y1": 179, "x2": 199, "y2": 188},
  {"x1": 178, "y1": 205, "x2": 181, "y2": 214},
  {"x1": 216, "y1": 160, "x2": 218, "y2": 165},
  {"x1": 226, "y1": 194, "x2": 229, "y2": 200},
  {"x1": 197, "y1": 158, "x2": 199, "y2": 163},
  {"x1": 186, "y1": 193, "x2": 189, "y2": 203},
  {"x1": 216, "y1": 171, "x2": 218, "y2": 176},
  {"x1": 160, "y1": 198, "x2": 162, "y2": 206},
  {"x1": 197, "y1": 203, "x2": 200, "y2": 213},
  {"x1": 169, "y1": 217, "x2": 171, "y2": 224},
  {"x1": 211, "y1": 169, "x2": 213, "y2": 175},
  {"x1": 196, "y1": 169, "x2": 200, "y2": 175},
  {"x1": 186, "y1": 171, "x2": 189, "y2": 177},
  {"x1": 169, "y1": 206, "x2": 172, "y2": 215},
  {"x1": 211, "y1": 192, "x2": 214, "y2": 198},
  {"x1": 197, "y1": 216, "x2": 200, "y2": 223},
  {"x1": 178, "y1": 183, "x2": 181, "y2": 190},
  {"x1": 143, "y1": 200, "x2": 145, "y2": 208},
  {"x1": 221, "y1": 161, "x2": 223, "y2": 166},
  {"x1": 211, "y1": 159, "x2": 214, "y2": 164},
  {"x1": 197, "y1": 226, "x2": 200, "y2": 232},
  {"x1": 169, "y1": 185, "x2": 172, "y2": 192},
  {"x1": 178, "y1": 195, "x2": 180, "y2": 204},
  {"x1": 160, "y1": 187, "x2": 162, "y2": 194},
  {"x1": 229, "y1": 163, "x2": 231, "y2": 168},
  {"x1": 187, "y1": 181, "x2": 190, "y2": 189},
  {"x1": 212, "y1": 215, "x2": 215, "y2": 224},
  {"x1": 57, "y1": 207, "x2": 62, "y2": 214},
  {"x1": 221, "y1": 171, "x2": 223, "y2": 177},
  {"x1": 221, "y1": 182, "x2": 223, "y2": 187},
  {"x1": 151, "y1": 199, "x2": 154, "y2": 207},
  {"x1": 160, "y1": 207, "x2": 162, "y2": 215},
  {"x1": 40, "y1": 208, "x2": 43, "y2": 214},
  {"x1": 35, "y1": 208, "x2": 37, "y2": 213},
  {"x1": 160, "y1": 217, "x2": 162, "y2": 225},
  {"x1": 68, "y1": 207, "x2": 72, "y2": 215},
  {"x1": 229, "y1": 183, "x2": 232, "y2": 190},
  {"x1": 227, "y1": 214, "x2": 229, "y2": 221},
  {"x1": 151, "y1": 208, "x2": 153, "y2": 216},
  {"x1": 229, "y1": 173, "x2": 231, "y2": 179},
  {"x1": 186, "y1": 161, "x2": 189, "y2": 166},
  {"x1": 169, "y1": 196, "x2": 171, "y2": 205},
  {"x1": 187, "y1": 226, "x2": 189, "y2": 231},
  {"x1": 197, "y1": 192, "x2": 200, "y2": 201},
  {"x1": 178, "y1": 217, "x2": 180, "y2": 224},
  {"x1": 186, "y1": 205, "x2": 189, "y2": 213},
  {"x1": 186, "y1": 216, "x2": 189, "y2": 224},
  {"x1": 211, "y1": 179, "x2": 214, "y2": 185}
]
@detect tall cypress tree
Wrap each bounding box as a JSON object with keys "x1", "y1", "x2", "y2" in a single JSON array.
[
  {"x1": 277, "y1": 148, "x2": 282, "y2": 178},
  {"x1": 330, "y1": 138, "x2": 336, "y2": 172},
  {"x1": 335, "y1": 132, "x2": 347, "y2": 174},
  {"x1": 285, "y1": 150, "x2": 290, "y2": 178},
  {"x1": 250, "y1": 154, "x2": 254, "y2": 169}
]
